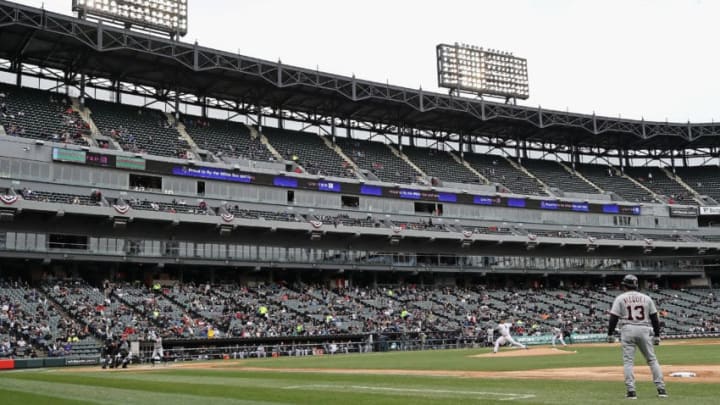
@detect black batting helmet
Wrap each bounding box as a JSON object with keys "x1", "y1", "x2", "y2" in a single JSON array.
[{"x1": 622, "y1": 274, "x2": 638, "y2": 289}]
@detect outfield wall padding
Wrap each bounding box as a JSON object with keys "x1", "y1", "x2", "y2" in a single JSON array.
[
  {"x1": 13, "y1": 358, "x2": 44, "y2": 369},
  {"x1": 43, "y1": 358, "x2": 66, "y2": 368}
]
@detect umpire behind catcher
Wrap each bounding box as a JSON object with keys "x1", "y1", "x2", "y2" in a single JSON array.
[{"x1": 607, "y1": 274, "x2": 667, "y2": 400}]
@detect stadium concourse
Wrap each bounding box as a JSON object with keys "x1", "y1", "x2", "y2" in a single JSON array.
[{"x1": 1, "y1": 0, "x2": 720, "y2": 369}]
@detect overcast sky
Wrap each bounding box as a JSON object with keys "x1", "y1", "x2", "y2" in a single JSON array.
[{"x1": 18, "y1": 0, "x2": 720, "y2": 123}]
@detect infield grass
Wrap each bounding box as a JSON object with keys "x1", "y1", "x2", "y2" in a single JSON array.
[{"x1": 1, "y1": 342, "x2": 718, "y2": 404}]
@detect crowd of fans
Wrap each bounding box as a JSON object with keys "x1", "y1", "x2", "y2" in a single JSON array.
[
  {"x1": 1, "y1": 91, "x2": 90, "y2": 145},
  {"x1": 1, "y1": 274, "x2": 717, "y2": 360}
]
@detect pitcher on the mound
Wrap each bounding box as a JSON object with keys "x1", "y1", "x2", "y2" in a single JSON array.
[
  {"x1": 552, "y1": 326, "x2": 567, "y2": 347},
  {"x1": 493, "y1": 321, "x2": 527, "y2": 353}
]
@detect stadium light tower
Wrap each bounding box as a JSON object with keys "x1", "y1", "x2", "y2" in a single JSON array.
[
  {"x1": 436, "y1": 43, "x2": 529, "y2": 104},
  {"x1": 72, "y1": 0, "x2": 188, "y2": 39}
]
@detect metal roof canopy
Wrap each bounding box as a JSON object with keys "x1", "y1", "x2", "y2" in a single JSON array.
[{"x1": 1, "y1": 0, "x2": 720, "y2": 153}]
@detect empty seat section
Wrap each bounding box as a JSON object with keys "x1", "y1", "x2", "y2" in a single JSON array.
[
  {"x1": 521, "y1": 159, "x2": 598, "y2": 194},
  {"x1": 182, "y1": 117, "x2": 273, "y2": 162},
  {"x1": 575, "y1": 163, "x2": 654, "y2": 202},
  {"x1": 674, "y1": 166, "x2": 720, "y2": 202},
  {"x1": 463, "y1": 153, "x2": 545, "y2": 195},
  {"x1": 400, "y1": 145, "x2": 480, "y2": 184},
  {"x1": 624, "y1": 167, "x2": 696, "y2": 204},
  {"x1": 87, "y1": 99, "x2": 188, "y2": 158},
  {"x1": 261, "y1": 128, "x2": 355, "y2": 178},
  {"x1": 335, "y1": 137, "x2": 419, "y2": 183}
]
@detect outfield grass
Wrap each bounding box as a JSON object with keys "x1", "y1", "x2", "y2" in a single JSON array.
[{"x1": 1, "y1": 343, "x2": 718, "y2": 404}]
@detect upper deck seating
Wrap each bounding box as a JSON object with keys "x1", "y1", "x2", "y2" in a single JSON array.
[
  {"x1": 261, "y1": 128, "x2": 356, "y2": 178},
  {"x1": 182, "y1": 117, "x2": 274, "y2": 162},
  {"x1": 0, "y1": 85, "x2": 89, "y2": 145},
  {"x1": 624, "y1": 167, "x2": 696, "y2": 205},
  {"x1": 575, "y1": 163, "x2": 654, "y2": 202},
  {"x1": 87, "y1": 99, "x2": 189, "y2": 158},
  {"x1": 400, "y1": 145, "x2": 480, "y2": 184},
  {"x1": 335, "y1": 137, "x2": 420, "y2": 184},
  {"x1": 463, "y1": 154, "x2": 545, "y2": 195},
  {"x1": 521, "y1": 159, "x2": 597, "y2": 194}
]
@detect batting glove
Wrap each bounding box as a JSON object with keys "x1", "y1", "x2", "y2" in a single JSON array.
[
  {"x1": 653, "y1": 337, "x2": 661, "y2": 346},
  {"x1": 606, "y1": 335, "x2": 615, "y2": 343}
]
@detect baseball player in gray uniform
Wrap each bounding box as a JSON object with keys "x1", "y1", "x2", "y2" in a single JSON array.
[{"x1": 607, "y1": 274, "x2": 667, "y2": 399}]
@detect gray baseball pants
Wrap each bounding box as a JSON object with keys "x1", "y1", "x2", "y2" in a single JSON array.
[{"x1": 621, "y1": 325, "x2": 665, "y2": 392}]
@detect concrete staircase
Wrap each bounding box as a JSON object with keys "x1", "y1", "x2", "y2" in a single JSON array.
[
  {"x1": 451, "y1": 151, "x2": 489, "y2": 184},
  {"x1": 505, "y1": 156, "x2": 551, "y2": 195},
  {"x1": 71, "y1": 97, "x2": 98, "y2": 147},
  {"x1": 165, "y1": 112, "x2": 200, "y2": 160},
  {"x1": 318, "y1": 134, "x2": 364, "y2": 179},
  {"x1": 618, "y1": 167, "x2": 661, "y2": 202},
  {"x1": 389, "y1": 144, "x2": 427, "y2": 178},
  {"x1": 661, "y1": 167, "x2": 703, "y2": 204},
  {"x1": 557, "y1": 161, "x2": 604, "y2": 193},
  {"x1": 251, "y1": 126, "x2": 286, "y2": 163}
]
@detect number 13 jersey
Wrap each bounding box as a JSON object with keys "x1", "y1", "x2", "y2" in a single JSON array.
[{"x1": 610, "y1": 291, "x2": 658, "y2": 327}]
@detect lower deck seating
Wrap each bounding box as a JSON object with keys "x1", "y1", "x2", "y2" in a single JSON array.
[{"x1": 8, "y1": 277, "x2": 715, "y2": 347}]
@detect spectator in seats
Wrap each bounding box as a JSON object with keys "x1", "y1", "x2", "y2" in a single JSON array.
[
  {"x1": 0, "y1": 338, "x2": 11, "y2": 357},
  {"x1": 16, "y1": 337, "x2": 27, "y2": 352},
  {"x1": 72, "y1": 196, "x2": 81, "y2": 205},
  {"x1": 21, "y1": 187, "x2": 32, "y2": 200},
  {"x1": 90, "y1": 190, "x2": 102, "y2": 204},
  {"x1": 198, "y1": 200, "x2": 207, "y2": 212}
]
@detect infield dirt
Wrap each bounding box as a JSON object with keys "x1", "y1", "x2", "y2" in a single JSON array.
[{"x1": 63, "y1": 341, "x2": 720, "y2": 384}]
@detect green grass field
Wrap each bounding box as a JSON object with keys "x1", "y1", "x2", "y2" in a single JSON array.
[{"x1": 1, "y1": 342, "x2": 719, "y2": 404}]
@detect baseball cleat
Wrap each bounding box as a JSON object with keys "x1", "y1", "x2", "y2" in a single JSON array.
[
  {"x1": 625, "y1": 391, "x2": 637, "y2": 400},
  {"x1": 657, "y1": 388, "x2": 668, "y2": 398}
]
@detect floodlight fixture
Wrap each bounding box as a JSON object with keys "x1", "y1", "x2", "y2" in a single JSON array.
[
  {"x1": 437, "y1": 43, "x2": 529, "y2": 101},
  {"x1": 72, "y1": 0, "x2": 188, "y2": 38}
]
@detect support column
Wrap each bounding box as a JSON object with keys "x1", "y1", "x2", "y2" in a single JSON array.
[
  {"x1": 671, "y1": 150, "x2": 676, "y2": 173},
  {"x1": 200, "y1": 96, "x2": 207, "y2": 118},
  {"x1": 623, "y1": 149, "x2": 631, "y2": 169},
  {"x1": 331, "y1": 117, "x2": 336, "y2": 143},
  {"x1": 459, "y1": 134, "x2": 464, "y2": 158},
  {"x1": 114, "y1": 80, "x2": 121, "y2": 104},
  {"x1": 79, "y1": 73, "x2": 86, "y2": 108},
  {"x1": 14, "y1": 62, "x2": 22, "y2": 87},
  {"x1": 174, "y1": 91, "x2": 180, "y2": 122}
]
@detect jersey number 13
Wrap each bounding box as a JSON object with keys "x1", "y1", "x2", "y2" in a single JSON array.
[{"x1": 626, "y1": 305, "x2": 645, "y2": 321}]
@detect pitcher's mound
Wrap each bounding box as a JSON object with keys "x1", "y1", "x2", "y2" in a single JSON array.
[{"x1": 472, "y1": 347, "x2": 577, "y2": 358}]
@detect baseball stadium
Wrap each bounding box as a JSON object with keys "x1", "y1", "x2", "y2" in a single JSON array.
[{"x1": 0, "y1": 1, "x2": 719, "y2": 403}]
